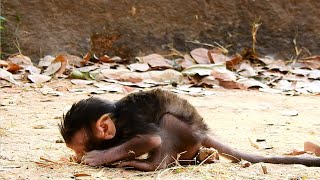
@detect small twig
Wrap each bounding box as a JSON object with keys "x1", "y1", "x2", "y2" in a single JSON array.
[
  {"x1": 155, "y1": 155, "x2": 169, "y2": 171},
  {"x1": 186, "y1": 40, "x2": 215, "y2": 48},
  {"x1": 185, "y1": 40, "x2": 230, "y2": 54},
  {"x1": 213, "y1": 41, "x2": 229, "y2": 54},
  {"x1": 165, "y1": 44, "x2": 185, "y2": 57},
  {"x1": 251, "y1": 18, "x2": 262, "y2": 55},
  {"x1": 40, "y1": 156, "x2": 59, "y2": 164}
]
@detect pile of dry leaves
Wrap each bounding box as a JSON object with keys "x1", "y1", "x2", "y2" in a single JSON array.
[{"x1": 1, "y1": 48, "x2": 320, "y2": 96}]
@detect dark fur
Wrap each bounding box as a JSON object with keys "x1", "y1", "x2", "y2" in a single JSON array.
[
  {"x1": 60, "y1": 89, "x2": 320, "y2": 167},
  {"x1": 60, "y1": 89, "x2": 207, "y2": 151}
]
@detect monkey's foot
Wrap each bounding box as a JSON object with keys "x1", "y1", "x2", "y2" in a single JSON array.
[{"x1": 197, "y1": 147, "x2": 219, "y2": 163}]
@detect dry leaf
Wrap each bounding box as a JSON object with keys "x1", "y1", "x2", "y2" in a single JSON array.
[
  {"x1": 128, "y1": 63, "x2": 150, "y2": 72},
  {"x1": 0, "y1": 60, "x2": 8, "y2": 67},
  {"x1": 101, "y1": 69, "x2": 131, "y2": 80},
  {"x1": 190, "y1": 48, "x2": 211, "y2": 64},
  {"x1": 103, "y1": 79, "x2": 155, "y2": 88},
  {"x1": 237, "y1": 78, "x2": 268, "y2": 89},
  {"x1": 258, "y1": 56, "x2": 274, "y2": 65},
  {"x1": 308, "y1": 70, "x2": 320, "y2": 79},
  {"x1": 237, "y1": 63, "x2": 258, "y2": 77},
  {"x1": 110, "y1": 56, "x2": 124, "y2": 63},
  {"x1": 226, "y1": 55, "x2": 243, "y2": 70},
  {"x1": 38, "y1": 55, "x2": 55, "y2": 67},
  {"x1": 76, "y1": 65, "x2": 100, "y2": 72},
  {"x1": 54, "y1": 55, "x2": 68, "y2": 77},
  {"x1": 173, "y1": 85, "x2": 216, "y2": 96},
  {"x1": 209, "y1": 51, "x2": 229, "y2": 64},
  {"x1": 136, "y1": 54, "x2": 172, "y2": 69},
  {"x1": 40, "y1": 86, "x2": 64, "y2": 96},
  {"x1": 148, "y1": 69, "x2": 183, "y2": 83},
  {"x1": 7, "y1": 54, "x2": 33, "y2": 67},
  {"x1": 64, "y1": 54, "x2": 83, "y2": 68},
  {"x1": 301, "y1": 56, "x2": 320, "y2": 69},
  {"x1": 0, "y1": 68, "x2": 19, "y2": 84},
  {"x1": 304, "y1": 141, "x2": 320, "y2": 156},
  {"x1": 267, "y1": 60, "x2": 291, "y2": 72},
  {"x1": 28, "y1": 74, "x2": 52, "y2": 84},
  {"x1": 211, "y1": 67, "x2": 237, "y2": 81},
  {"x1": 182, "y1": 64, "x2": 225, "y2": 76},
  {"x1": 5, "y1": 62, "x2": 22, "y2": 73},
  {"x1": 305, "y1": 80, "x2": 320, "y2": 93},
  {"x1": 99, "y1": 55, "x2": 112, "y2": 63},
  {"x1": 274, "y1": 80, "x2": 295, "y2": 91},
  {"x1": 81, "y1": 52, "x2": 91, "y2": 65},
  {"x1": 43, "y1": 60, "x2": 62, "y2": 76},
  {"x1": 119, "y1": 72, "x2": 144, "y2": 83},
  {"x1": 291, "y1": 69, "x2": 311, "y2": 76},
  {"x1": 218, "y1": 80, "x2": 244, "y2": 89},
  {"x1": 69, "y1": 70, "x2": 95, "y2": 80},
  {"x1": 93, "y1": 83, "x2": 124, "y2": 93},
  {"x1": 198, "y1": 76, "x2": 219, "y2": 87},
  {"x1": 179, "y1": 54, "x2": 196, "y2": 69},
  {"x1": 70, "y1": 79, "x2": 94, "y2": 85},
  {"x1": 283, "y1": 149, "x2": 307, "y2": 156},
  {"x1": 25, "y1": 65, "x2": 42, "y2": 75}
]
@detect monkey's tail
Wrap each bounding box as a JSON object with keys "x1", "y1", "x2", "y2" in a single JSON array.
[{"x1": 203, "y1": 136, "x2": 320, "y2": 167}]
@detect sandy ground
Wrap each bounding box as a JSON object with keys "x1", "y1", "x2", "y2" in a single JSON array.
[{"x1": 0, "y1": 80, "x2": 319, "y2": 180}]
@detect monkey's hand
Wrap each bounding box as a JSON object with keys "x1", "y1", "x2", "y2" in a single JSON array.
[{"x1": 82, "y1": 150, "x2": 109, "y2": 166}]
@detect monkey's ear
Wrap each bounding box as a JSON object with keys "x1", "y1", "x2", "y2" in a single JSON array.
[{"x1": 95, "y1": 114, "x2": 116, "y2": 140}]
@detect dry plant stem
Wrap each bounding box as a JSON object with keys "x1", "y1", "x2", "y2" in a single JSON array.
[
  {"x1": 185, "y1": 40, "x2": 229, "y2": 54},
  {"x1": 251, "y1": 19, "x2": 261, "y2": 55},
  {"x1": 166, "y1": 45, "x2": 185, "y2": 57},
  {"x1": 40, "y1": 156, "x2": 59, "y2": 164},
  {"x1": 155, "y1": 155, "x2": 169, "y2": 171},
  {"x1": 291, "y1": 35, "x2": 312, "y2": 63},
  {"x1": 213, "y1": 41, "x2": 229, "y2": 54}
]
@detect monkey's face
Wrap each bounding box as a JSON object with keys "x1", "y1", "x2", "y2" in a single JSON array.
[
  {"x1": 66, "y1": 127, "x2": 111, "y2": 163},
  {"x1": 66, "y1": 128, "x2": 88, "y2": 162}
]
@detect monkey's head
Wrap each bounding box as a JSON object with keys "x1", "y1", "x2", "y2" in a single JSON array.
[{"x1": 59, "y1": 97, "x2": 116, "y2": 162}]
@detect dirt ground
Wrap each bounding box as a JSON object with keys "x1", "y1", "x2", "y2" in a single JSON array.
[{"x1": 0, "y1": 80, "x2": 319, "y2": 180}]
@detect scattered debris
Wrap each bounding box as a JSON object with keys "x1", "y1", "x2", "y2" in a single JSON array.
[
  {"x1": 239, "y1": 160, "x2": 251, "y2": 168},
  {"x1": 304, "y1": 141, "x2": 320, "y2": 156},
  {"x1": 33, "y1": 125, "x2": 46, "y2": 129},
  {"x1": 1, "y1": 49, "x2": 320, "y2": 96},
  {"x1": 74, "y1": 173, "x2": 91, "y2": 177},
  {"x1": 260, "y1": 164, "x2": 268, "y2": 174},
  {"x1": 280, "y1": 110, "x2": 299, "y2": 117}
]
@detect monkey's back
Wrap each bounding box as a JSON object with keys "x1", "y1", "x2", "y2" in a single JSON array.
[{"x1": 113, "y1": 89, "x2": 208, "y2": 136}]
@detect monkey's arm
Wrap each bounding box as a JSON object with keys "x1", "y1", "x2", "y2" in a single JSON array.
[{"x1": 83, "y1": 134, "x2": 161, "y2": 166}]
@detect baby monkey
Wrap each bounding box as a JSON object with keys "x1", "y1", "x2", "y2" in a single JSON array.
[{"x1": 59, "y1": 89, "x2": 320, "y2": 171}]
